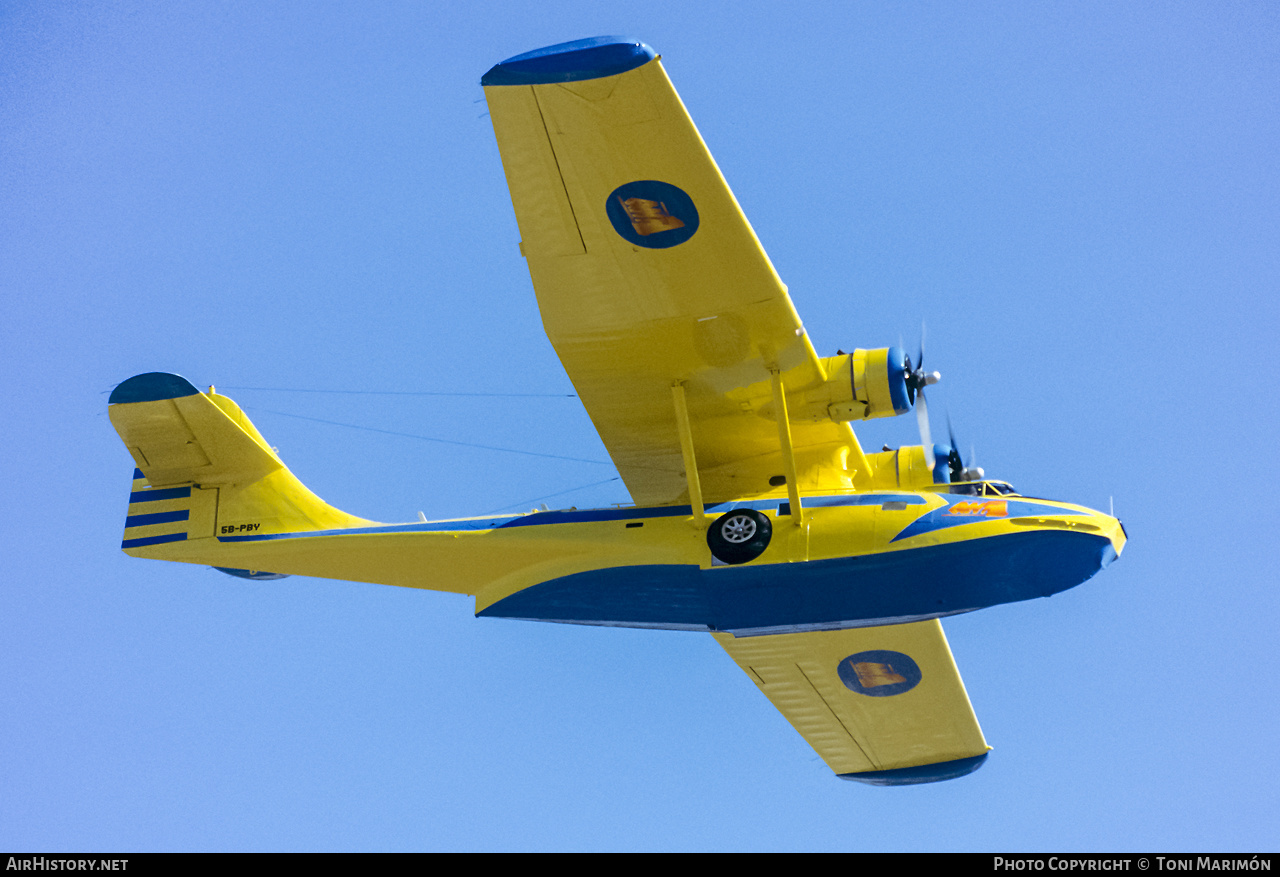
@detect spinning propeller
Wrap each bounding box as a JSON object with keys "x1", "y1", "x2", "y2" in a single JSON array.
[
  {"x1": 902, "y1": 333, "x2": 941, "y2": 471},
  {"x1": 902, "y1": 331, "x2": 984, "y2": 483},
  {"x1": 944, "y1": 417, "x2": 984, "y2": 483}
]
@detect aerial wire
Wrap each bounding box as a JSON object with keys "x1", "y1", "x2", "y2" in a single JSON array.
[
  {"x1": 244, "y1": 407, "x2": 614, "y2": 468},
  {"x1": 482, "y1": 477, "x2": 624, "y2": 515},
  {"x1": 223, "y1": 386, "x2": 575, "y2": 398}
]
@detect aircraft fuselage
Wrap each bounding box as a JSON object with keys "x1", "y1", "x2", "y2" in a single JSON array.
[{"x1": 132, "y1": 480, "x2": 1125, "y2": 635}]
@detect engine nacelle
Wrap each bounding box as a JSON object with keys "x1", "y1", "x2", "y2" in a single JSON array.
[
  {"x1": 802, "y1": 347, "x2": 911, "y2": 423},
  {"x1": 865, "y1": 444, "x2": 953, "y2": 489}
]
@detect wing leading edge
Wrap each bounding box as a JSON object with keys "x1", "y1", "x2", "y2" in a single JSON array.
[
  {"x1": 713, "y1": 620, "x2": 990, "y2": 783},
  {"x1": 483, "y1": 38, "x2": 867, "y2": 507}
]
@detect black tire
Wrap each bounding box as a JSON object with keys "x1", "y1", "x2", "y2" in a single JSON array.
[{"x1": 707, "y1": 509, "x2": 773, "y2": 565}]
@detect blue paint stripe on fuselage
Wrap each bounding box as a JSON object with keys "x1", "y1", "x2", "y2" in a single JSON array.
[
  {"x1": 889, "y1": 496, "x2": 1090, "y2": 543},
  {"x1": 125, "y1": 509, "x2": 190, "y2": 528},
  {"x1": 129, "y1": 487, "x2": 192, "y2": 503},
  {"x1": 122, "y1": 532, "x2": 188, "y2": 549},
  {"x1": 214, "y1": 494, "x2": 932, "y2": 542},
  {"x1": 806, "y1": 494, "x2": 926, "y2": 508},
  {"x1": 478, "y1": 529, "x2": 1115, "y2": 632}
]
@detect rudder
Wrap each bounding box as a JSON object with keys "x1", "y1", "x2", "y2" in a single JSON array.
[
  {"x1": 121, "y1": 467, "x2": 218, "y2": 551},
  {"x1": 109, "y1": 373, "x2": 373, "y2": 565}
]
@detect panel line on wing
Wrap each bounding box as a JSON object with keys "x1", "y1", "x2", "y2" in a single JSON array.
[
  {"x1": 795, "y1": 661, "x2": 875, "y2": 768},
  {"x1": 532, "y1": 89, "x2": 587, "y2": 255}
]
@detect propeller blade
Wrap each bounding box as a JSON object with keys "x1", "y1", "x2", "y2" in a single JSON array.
[
  {"x1": 945, "y1": 415, "x2": 966, "y2": 481},
  {"x1": 916, "y1": 389, "x2": 935, "y2": 471},
  {"x1": 902, "y1": 324, "x2": 939, "y2": 408},
  {"x1": 903, "y1": 347, "x2": 916, "y2": 405},
  {"x1": 943, "y1": 417, "x2": 985, "y2": 482}
]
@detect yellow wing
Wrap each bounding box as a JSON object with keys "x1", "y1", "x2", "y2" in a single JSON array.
[
  {"x1": 483, "y1": 38, "x2": 869, "y2": 506},
  {"x1": 713, "y1": 620, "x2": 990, "y2": 784}
]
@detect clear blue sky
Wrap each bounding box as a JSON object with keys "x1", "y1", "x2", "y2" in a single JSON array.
[{"x1": 3, "y1": 1, "x2": 1277, "y2": 852}]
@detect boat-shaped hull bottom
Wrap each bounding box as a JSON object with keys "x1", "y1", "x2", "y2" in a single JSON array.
[{"x1": 479, "y1": 529, "x2": 1115, "y2": 634}]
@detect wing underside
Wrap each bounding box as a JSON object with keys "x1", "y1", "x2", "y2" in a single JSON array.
[
  {"x1": 483, "y1": 39, "x2": 862, "y2": 506},
  {"x1": 713, "y1": 619, "x2": 990, "y2": 783}
]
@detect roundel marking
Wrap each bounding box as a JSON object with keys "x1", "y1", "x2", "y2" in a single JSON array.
[
  {"x1": 606, "y1": 180, "x2": 699, "y2": 248},
  {"x1": 837, "y1": 650, "x2": 922, "y2": 697}
]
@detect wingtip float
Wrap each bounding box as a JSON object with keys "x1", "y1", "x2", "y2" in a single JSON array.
[{"x1": 108, "y1": 38, "x2": 1125, "y2": 786}]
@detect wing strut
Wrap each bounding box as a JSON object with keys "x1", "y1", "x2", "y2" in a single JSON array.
[
  {"x1": 671, "y1": 382, "x2": 707, "y2": 529},
  {"x1": 769, "y1": 369, "x2": 805, "y2": 527}
]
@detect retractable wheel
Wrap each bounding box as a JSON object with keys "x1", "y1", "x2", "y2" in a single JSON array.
[{"x1": 707, "y1": 509, "x2": 773, "y2": 564}]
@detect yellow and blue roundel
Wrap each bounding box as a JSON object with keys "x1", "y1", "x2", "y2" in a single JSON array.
[
  {"x1": 606, "y1": 181, "x2": 699, "y2": 248},
  {"x1": 837, "y1": 650, "x2": 922, "y2": 697}
]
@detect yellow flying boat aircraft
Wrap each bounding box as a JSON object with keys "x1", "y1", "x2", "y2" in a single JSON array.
[{"x1": 108, "y1": 37, "x2": 1126, "y2": 785}]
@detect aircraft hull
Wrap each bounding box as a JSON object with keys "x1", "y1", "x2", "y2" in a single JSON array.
[{"x1": 478, "y1": 527, "x2": 1118, "y2": 635}]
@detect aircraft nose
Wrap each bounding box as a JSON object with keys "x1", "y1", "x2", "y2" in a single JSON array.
[
  {"x1": 1091, "y1": 512, "x2": 1127, "y2": 567},
  {"x1": 1031, "y1": 511, "x2": 1125, "y2": 599}
]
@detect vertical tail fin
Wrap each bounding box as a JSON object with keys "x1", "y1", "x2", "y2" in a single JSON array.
[{"x1": 109, "y1": 373, "x2": 373, "y2": 562}]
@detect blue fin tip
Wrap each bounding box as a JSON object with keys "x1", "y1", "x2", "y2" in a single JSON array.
[
  {"x1": 109, "y1": 373, "x2": 200, "y2": 405},
  {"x1": 481, "y1": 36, "x2": 656, "y2": 86}
]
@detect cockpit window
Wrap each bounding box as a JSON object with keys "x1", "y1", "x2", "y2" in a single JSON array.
[{"x1": 944, "y1": 481, "x2": 1018, "y2": 496}]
